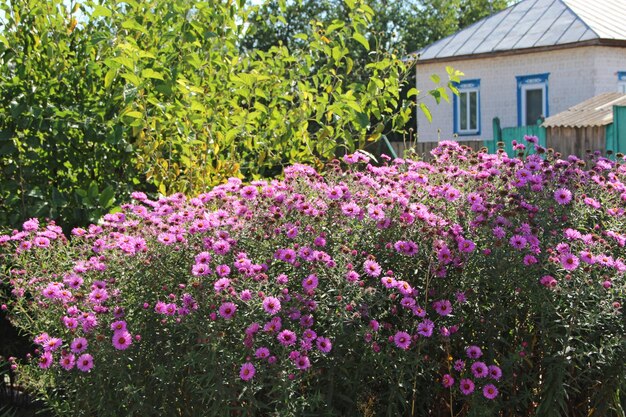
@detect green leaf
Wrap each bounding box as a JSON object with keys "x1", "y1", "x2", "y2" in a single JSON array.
[
  {"x1": 121, "y1": 18, "x2": 148, "y2": 34},
  {"x1": 113, "y1": 56, "x2": 135, "y2": 71},
  {"x1": 430, "y1": 74, "x2": 440, "y2": 84},
  {"x1": 326, "y1": 21, "x2": 345, "y2": 35},
  {"x1": 99, "y1": 186, "x2": 115, "y2": 208},
  {"x1": 352, "y1": 33, "x2": 369, "y2": 51},
  {"x1": 104, "y1": 69, "x2": 116, "y2": 89},
  {"x1": 141, "y1": 68, "x2": 164, "y2": 80},
  {"x1": 124, "y1": 111, "x2": 143, "y2": 119},
  {"x1": 121, "y1": 73, "x2": 142, "y2": 87},
  {"x1": 92, "y1": 5, "x2": 112, "y2": 18},
  {"x1": 406, "y1": 87, "x2": 419, "y2": 98},
  {"x1": 419, "y1": 103, "x2": 432, "y2": 123},
  {"x1": 88, "y1": 181, "x2": 99, "y2": 199},
  {"x1": 355, "y1": 111, "x2": 369, "y2": 128}
]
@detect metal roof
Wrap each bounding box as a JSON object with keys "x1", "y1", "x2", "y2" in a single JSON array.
[
  {"x1": 542, "y1": 93, "x2": 626, "y2": 127},
  {"x1": 416, "y1": 0, "x2": 626, "y2": 61}
]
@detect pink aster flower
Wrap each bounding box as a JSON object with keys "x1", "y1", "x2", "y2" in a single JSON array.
[
  {"x1": 560, "y1": 253, "x2": 579, "y2": 271},
  {"x1": 340, "y1": 202, "x2": 360, "y2": 218},
  {"x1": 110, "y1": 320, "x2": 127, "y2": 332},
  {"x1": 381, "y1": 276, "x2": 397, "y2": 288},
  {"x1": 44, "y1": 337, "x2": 62, "y2": 352},
  {"x1": 540, "y1": 275, "x2": 558, "y2": 288},
  {"x1": 458, "y1": 239, "x2": 476, "y2": 253},
  {"x1": 240, "y1": 186, "x2": 258, "y2": 200},
  {"x1": 22, "y1": 218, "x2": 39, "y2": 231},
  {"x1": 393, "y1": 331, "x2": 411, "y2": 350},
  {"x1": 294, "y1": 355, "x2": 311, "y2": 370},
  {"x1": 302, "y1": 274, "x2": 319, "y2": 292},
  {"x1": 59, "y1": 354, "x2": 76, "y2": 371},
  {"x1": 441, "y1": 374, "x2": 455, "y2": 388},
  {"x1": 459, "y1": 378, "x2": 475, "y2": 395},
  {"x1": 417, "y1": 320, "x2": 434, "y2": 337},
  {"x1": 213, "y1": 277, "x2": 231, "y2": 293},
  {"x1": 63, "y1": 316, "x2": 78, "y2": 330},
  {"x1": 316, "y1": 337, "x2": 332, "y2": 353},
  {"x1": 483, "y1": 383, "x2": 499, "y2": 399},
  {"x1": 255, "y1": 347, "x2": 270, "y2": 359},
  {"x1": 394, "y1": 240, "x2": 419, "y2": 256},
  {"x1": 88, "y1": 288, "x2": 108, "y2": 304},
  {"x1": 112, "y1": 330, "x2": 132, "y2": 350},
  {"x1": 466, "y1": 345, "x2": 482, "y2": 359},
  {"x1": 212, "y1": 239, "x2": 231, "y2": 255},
  {"x1": 70, "y1": 337, "x2": 88, "y2": 354},
  {"x1": 215, "y1": 264, "x2": 231, "y2": 277},
  {"x1": 239, "y1": 362, "x2": 256, "y2": 381},
  {"x1": 218, "y1": 302, "x2": 237, "y2": 320},
  {"x1": 509, "y1": 235, "x2": 527, "y2": 250},
  {"x1": 195, "y1": 251, "x2": 212, "y2": 264},
  {"x1": 192, "y1": 263, "x2": 211, "y2": 276},
  {"x1": 433, "y1": 299, "x2": 452, "y2": 316},
  {"x1": 554, "y1": 188, "x2": 572, "y2": 205},
  {"x1": 345, "y1": 270, "x2": 360, "y2": 282},
  {"x1": 38, "y1": 352, "x2": 53, "y2": 369},
  {"x1": 302, "y1": 329, "x2": 317, "y2": 341},
  {"x1": 33, "y1": 236, "x2": 50, "y2": 248},
  {"x1": 277, "y1": 330, "x2": 297, "y2": 346},
  {"x1": 76, "y1": 353, "x2": 94, "y2": 372},
  {"x1": 488, "y1": 365, "x2": 502, "y2": 381},
  {"x1": 157, "y1": 233, "x2": 176, "y2": 245},
  {"x1": 262, "y1": 296, "x2": 281, "y2": 315},
  {"x1": 363, "y1": 260, "x2": 382, "y2": 277},
  {"x1": 396, "y1": 280, "x2": 413, "y2": 296},
  {"x1": 471, "y1": 361, "x2": 488, "y2": 378}
]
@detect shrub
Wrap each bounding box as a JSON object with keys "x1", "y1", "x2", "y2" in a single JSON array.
[
  {"x1": 1, "y1": 140, "x2": 625, "y2": 417},
  {"x1": 0, "y1": 0, "x2": 457, "y2": 229}
]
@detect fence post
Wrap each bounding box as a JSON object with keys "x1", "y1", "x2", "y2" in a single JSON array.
[
  {"x1": 613, "y1": 106, "x2": 626, "y2": 155},
  {"x1": 487, "y1": 117, "x2": 501, "y2": 153}
]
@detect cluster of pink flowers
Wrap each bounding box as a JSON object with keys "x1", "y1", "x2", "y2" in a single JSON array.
[
  {"x1": 1, "y1": 138, "x2": 624, "y2": 408},
  {"x1": 441, "y1": 345, "x2": 502, "y2": 399}
]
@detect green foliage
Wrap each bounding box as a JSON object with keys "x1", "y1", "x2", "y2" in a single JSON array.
[
  {"x1": 0, "y1": 0, "x2": 462, "y2": 229},
  {"x1": 242, "y1": 0, "x2": 513, "y2": 60},
  {"x1": 99, "y1": 0, "x2": 424, "y2": 194},
  {"x1": 0, "y1": 0, "x2": 141, "y2": 229}
]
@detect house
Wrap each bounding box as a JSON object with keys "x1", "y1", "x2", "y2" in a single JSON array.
[{"x1": 404, "y1": 0, "x2": 626, "y2": 155}]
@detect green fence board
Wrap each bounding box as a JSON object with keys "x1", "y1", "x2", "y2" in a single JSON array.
[
  {"x1": 488, "y1": 118, "x2": 546, "y2": 157},
  {"x1": 613, "y1": 106, "x2": 626, "y2": 155}
]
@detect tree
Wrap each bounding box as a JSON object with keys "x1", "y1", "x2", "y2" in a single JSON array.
[{"x1": 243, "y1": 0, "x2": 514, "y2": 58}]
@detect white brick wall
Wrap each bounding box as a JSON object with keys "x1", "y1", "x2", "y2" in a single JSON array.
[
  {"x1": 593, "y1": 47, "x2": 626, "y2": 95},
  {"x1": 414, "y1": 46, "x2": 626, "y2": 142}
]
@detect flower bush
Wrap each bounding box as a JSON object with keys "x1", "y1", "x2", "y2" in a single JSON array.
[{"x1": 1, "y1": 140, "x2": 625, "y2": 417}]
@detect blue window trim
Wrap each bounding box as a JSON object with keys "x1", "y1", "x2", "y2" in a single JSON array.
[
  {"x1": 453, "y1": 79, "x2": 481, "y2": 136},
  {"x1": 516, "y1": 73, "x2": 549, "y2": 126},
  {"x1": 618, "y1": 71, "x2": 626, "y2": 81}
]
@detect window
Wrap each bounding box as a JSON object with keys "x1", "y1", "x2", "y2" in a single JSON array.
[
  {"x1": 453, "y1": 79, "x2": 480, "y2": 135},
  {"x1": 619, "y1": 72, "x2": 626, "y2": 93},
  {"x1": 517, "y1": 73, "x2": 549, "y2": 126}
]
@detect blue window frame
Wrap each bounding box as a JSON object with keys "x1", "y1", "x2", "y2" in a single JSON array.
[
  {"x1": 517, "y1": 73, "x2": 549, "y2": 126},
  {"x1": 453, "y1": 79, "x2": 481, "y2": 136},
  {"x1": 619, "y1": 72, "x2": 626, "y2": 93}
]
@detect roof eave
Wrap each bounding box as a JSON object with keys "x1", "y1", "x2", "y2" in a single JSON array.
[{"x1": 414, "y1": 38, "x2": 626, "y2": 65}]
